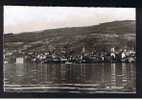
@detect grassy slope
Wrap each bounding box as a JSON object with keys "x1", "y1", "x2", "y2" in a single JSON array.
[{"x1": 4, "y1": 20, "x2": 136, "y2": 52}]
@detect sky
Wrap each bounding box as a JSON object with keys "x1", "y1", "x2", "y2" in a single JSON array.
[{"x1": 4, "y1": 6, "x2": 135, "y2": 34}]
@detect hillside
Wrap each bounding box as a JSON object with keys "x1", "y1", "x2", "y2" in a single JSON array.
[{"x1": 4, "y1": 20, "x2": 136, "y2": 53}]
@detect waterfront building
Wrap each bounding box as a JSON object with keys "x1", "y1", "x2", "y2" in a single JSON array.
[{"x1": 16, "y1": 57, "x2": 24, "y2": 64}]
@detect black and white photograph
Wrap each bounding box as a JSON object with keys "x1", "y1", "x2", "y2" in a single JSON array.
[{"x1": 3, "y1": 6, "x2": 136, "y2": 93}]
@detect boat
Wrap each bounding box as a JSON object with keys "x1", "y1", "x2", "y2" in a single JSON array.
[{"x1": 65, "y1": 61, "x2": 72, "y2": 64}]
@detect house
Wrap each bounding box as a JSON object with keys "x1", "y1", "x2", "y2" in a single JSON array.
[{"x1": 16, "y1": 57, "x2": 24, "y2": 64}]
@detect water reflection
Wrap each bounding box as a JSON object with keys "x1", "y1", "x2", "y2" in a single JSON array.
[{"x1": 4, "y1": 63, "x2": 136, "y2": 93}]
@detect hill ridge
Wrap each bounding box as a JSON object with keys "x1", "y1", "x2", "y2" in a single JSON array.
[{"x1": 4, "y1": 20, "x2": 136, "y2": 52}]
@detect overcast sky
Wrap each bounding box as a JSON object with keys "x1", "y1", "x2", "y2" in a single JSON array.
[{"x1": 4, "y1": 6, "x2": 135, "y2": 34}]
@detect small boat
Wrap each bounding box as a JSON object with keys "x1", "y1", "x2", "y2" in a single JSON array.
[{"x1": 65, "y1": 61, "x2": 72, "y2": 64}]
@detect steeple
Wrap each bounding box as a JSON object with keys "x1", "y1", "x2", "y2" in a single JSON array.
[{"x1": 82, "y1": 46, "x2": 85, "y2": 54}]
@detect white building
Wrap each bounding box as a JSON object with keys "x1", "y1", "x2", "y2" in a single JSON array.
[{"x1": 16, "y1": 57, "x2": 24, "y2": 64}]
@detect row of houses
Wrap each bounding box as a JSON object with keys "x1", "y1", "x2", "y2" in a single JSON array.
[{"x1": 4, "y1": 47, "x2": 136, "y2": 64}]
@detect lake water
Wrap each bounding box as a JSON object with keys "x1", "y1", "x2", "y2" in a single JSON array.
[{"x1": 4, "y1": 63, "x2": 136, "y2": 93}]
